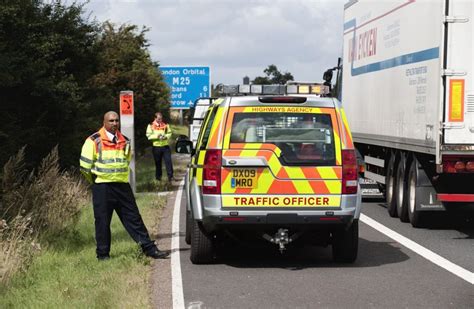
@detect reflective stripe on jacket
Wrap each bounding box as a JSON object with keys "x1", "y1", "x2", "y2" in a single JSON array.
[
  {"x1": 146, "y1": 121, "x2": 172, "y2": 147},
  {"x1": 79, "y1": 127, "x2": 131, "y2": 183}
]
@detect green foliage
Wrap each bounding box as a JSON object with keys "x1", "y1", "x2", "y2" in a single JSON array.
[
  {"x1": 90, "y1": 22, "x2": 170, "y2": 156},
  {"x1": 0, "y1": 193, "x2": 166, "y2": 308},
  {"x1": 0, "y1": 0, "x2": 100, "y2": 168},
  {"x1": 0, "y1": 1, "x2": 170, "y2": 168},
  {"x1": 1, "y1": 147, "x2": 88, "y2": 284},
  {"x1": 252, "y1": 64, "x2": 294, "y2": 85}
]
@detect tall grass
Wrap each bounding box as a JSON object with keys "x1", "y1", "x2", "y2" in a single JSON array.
[
  {"x1": 0, "y1": 147, "x2": 88, "y2": 284},
  {"x1": 0, "y1": 189, "x2": 166, "y2": 308}
]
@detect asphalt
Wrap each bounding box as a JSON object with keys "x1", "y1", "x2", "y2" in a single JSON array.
[{"x1": 177, "y1": 194, "x2": 474, "y2": 308}]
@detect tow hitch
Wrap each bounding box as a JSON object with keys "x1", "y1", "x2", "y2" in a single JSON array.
[{"x1": 262, "y1": 228, "x2": 300, "y2": 253}]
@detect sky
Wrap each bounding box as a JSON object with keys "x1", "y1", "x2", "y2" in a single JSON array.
[{"x1": 81, "y1": 0, "x2": 346, "y2": 85}]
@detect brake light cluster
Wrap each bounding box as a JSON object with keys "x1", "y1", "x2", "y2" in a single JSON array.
[
  {"x1": 442, "y1": 156, "x2": 474, "y2": 173},
  {"x1": 202, "y1": 149, "x2": 222, "y2": 194},
  {"x1": 342, "y1": 149, "x2": 358, "y2": 194}
]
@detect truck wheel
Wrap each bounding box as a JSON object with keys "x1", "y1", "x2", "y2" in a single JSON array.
[
  {"x1": 385, "y1": 154, "x2": 398, "y2": 217},
  {"x1": 395, "y1": 153, "x2": 409, "y2": 222},
  {"x1": 185, "y1": 210, "x2": 192, "y2": 245},
  {"x1": 190, "y1": 220, "x2": 215, "y2": 264},
  {"x1": 332, "y1": 220, "x2": 358, "y2": 263},
  {"x1": 407, "y1": 159, "x2": 425, "y2": 228}
]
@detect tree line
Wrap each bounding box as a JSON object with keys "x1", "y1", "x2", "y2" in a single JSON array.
[{"x1": 0, "y1": 0, "x2": 170, "y2": 169}]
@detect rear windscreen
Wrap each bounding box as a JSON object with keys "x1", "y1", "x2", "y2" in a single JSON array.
[{"x1": 230, "y1": 112, "x2": 336, "y2": 166}]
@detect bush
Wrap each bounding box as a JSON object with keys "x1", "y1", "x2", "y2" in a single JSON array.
[{"x1": 0, "y1": 147, "x2": 88, "y2": 284}]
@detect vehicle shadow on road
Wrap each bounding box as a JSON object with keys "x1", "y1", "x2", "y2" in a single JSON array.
[
  {"x1": 218, "y1": 237, "x2": 409, "y2": 270},
  {"x1": 373, "y1": 202, "x2": 474, "y2": 239}
]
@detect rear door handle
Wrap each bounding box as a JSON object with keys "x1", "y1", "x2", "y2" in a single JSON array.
[{"x1": 222, "y1": 157, "x2": 268, "y2": 167}]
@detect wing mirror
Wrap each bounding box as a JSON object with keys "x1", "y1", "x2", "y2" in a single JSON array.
[{"x1": 175, "y1": 135, "x2": 193, "y2": 155}]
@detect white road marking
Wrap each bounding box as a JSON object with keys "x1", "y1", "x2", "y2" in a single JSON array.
[
  {"x1": 360, "y1": 214, "x2": 474, "y2": 285},
  {"x1": 172, "y1": 180, "x2": 185, "y2": 309}
]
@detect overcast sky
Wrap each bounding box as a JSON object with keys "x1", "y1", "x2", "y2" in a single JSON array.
[{"x1": 81, "y1": 0, "x2": 346, "y2": 84}]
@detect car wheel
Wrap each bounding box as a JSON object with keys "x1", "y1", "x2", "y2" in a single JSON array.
[
  {"x1": 190, "y1": 220, "x2": 215, "y2": 264},
  {"x1": 385, "y1": 153, "x2": 398, "y2": 217},
  {"x1": 407, "y1": 159, "x2": 426, "y2": 228},
  {"x1": 332, "y1": 220, "x2": 358, "y2": 263},
  {"x1": 185, "y1": 210, "x2": 192, "y2": 245},
  {"x1": 395, "y1": 153, "x2": 409, "y2": 222}
]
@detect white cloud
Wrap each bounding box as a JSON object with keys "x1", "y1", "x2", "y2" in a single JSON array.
[{"x1": 81, "y1": 0, "x2": 346, "y2": 84}]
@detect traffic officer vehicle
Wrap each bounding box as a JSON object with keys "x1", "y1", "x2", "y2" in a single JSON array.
[{"x1": 176, "y1": 83, "x2": 361, "y2": 264}]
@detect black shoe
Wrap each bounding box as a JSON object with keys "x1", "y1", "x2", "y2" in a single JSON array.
[
  {"x1": 168, "y1": 177, "x2": 175, "y2": 182},
  {"x1": 146, "y1": 249, "x2": 169, "y2": 259},
  {"x1": 97, "y1": 255, "x2": 110, "y2": 261}
]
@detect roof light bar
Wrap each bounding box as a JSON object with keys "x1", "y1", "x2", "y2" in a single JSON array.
[
  {"x1": 239, "y1": 84, "x2": 250, "y2": 93},
  {"x1": 218, "y1": 83, "x2": 329, "y2": 96},
  {"x1": 251, "y1": 84, "x2": 262, "y2": 94},
  {"x1": 299, "y1": 85, "x2": 310, "y2": 94}
]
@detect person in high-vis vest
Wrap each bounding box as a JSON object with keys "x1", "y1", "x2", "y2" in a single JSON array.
[
  {"x1": 80, "y1": 111, "x2": 168, "y2": 260},
  {"x1": 146, "y1": 112, "x2": 174, "y2": 182}
]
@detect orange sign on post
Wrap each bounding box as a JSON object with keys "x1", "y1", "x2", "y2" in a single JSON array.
[{"x1": 120, "y1": 91, "x2": 134, "y2": 115}]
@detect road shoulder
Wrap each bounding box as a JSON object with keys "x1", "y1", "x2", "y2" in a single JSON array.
[{"x1": 149, "y1": 187, "x2": 177, "y2": 308}]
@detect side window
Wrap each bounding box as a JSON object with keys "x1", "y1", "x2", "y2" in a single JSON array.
[
  {"x1": 199, "y1": 106, "x2": 219, "y2": 149},
  {"x1": 195, "y1": 109, "x2": 211, "y2": 151}
]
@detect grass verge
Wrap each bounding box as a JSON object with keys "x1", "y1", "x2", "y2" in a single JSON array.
[{"x1": 0, "y1": 193, "x2": 166, "y2": 308}]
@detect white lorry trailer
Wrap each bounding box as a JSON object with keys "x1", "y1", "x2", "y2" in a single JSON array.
[{"x1": 341, "y1": 0, "x2": 473, "y2": 227}]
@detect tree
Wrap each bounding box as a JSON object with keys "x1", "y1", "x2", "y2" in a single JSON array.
[
  {"x1": 252, "y1": 64, "x2": 294, "y2": 85},
  {"x1": 0, "y1": 1, "x2": 170, "y2": 168},
  {"x1": 0, "y1": 0, "x2": 100, "y2": 168},
  {"x1": 90, "y1": 22, "x2": 170, "y2": 155}
]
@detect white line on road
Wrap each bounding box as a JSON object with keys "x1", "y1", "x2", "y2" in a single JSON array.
[
  {"x1": 171, "y1": 180, "x2": 185, "y2": 309},
  {"x1": 360, "y1": 214, "x2": 474, "y2": 285}
]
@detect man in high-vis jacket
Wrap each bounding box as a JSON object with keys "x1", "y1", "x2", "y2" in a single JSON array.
[
  {"x1": 146, "y1": 112, "x2": 174, "y2": 182},
  {"x1": 80, "y1": 111, "x2": 168, "y2": 260}
]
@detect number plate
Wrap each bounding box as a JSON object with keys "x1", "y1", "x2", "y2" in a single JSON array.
[{"x1": 230, "y1": 169, "x2": 257, "y2": 188}]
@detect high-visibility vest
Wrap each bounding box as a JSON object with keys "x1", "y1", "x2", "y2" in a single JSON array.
[
  {"x1": 146, "y1": 121, "x2": 172, "y2": 147},
  {"x1": 80, "y1": 127, "x2": 131, "y2": 183}
]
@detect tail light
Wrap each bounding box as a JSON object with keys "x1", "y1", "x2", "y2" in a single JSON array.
[
  {"x1": 202, "y1": 149, "x2": 222, "y2": 194},
  {"x1": 442, "y1": 156, "x2": 474, "y2": 173},
  {"x1": 342, "y1": 149, "x2": 358, "y2": 194},
  {"x1": 466, "y1": 161, "x2": 474, "y2": 172}
]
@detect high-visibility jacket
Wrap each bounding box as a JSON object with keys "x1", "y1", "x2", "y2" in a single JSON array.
[
  {"x1": 80, "y1": 127, "x2": 131, "y2": 184},
  {"x1": 146, "y1": 121, "x2": 172, "y2": 147}
]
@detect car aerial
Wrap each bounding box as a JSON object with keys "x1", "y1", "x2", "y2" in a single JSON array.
[{"x1": 176, "y1": 83, "x2": 362, "y2": 264}]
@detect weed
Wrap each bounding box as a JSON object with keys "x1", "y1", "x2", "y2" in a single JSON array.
[{"x1": 0, "y1": 147, "x2": 88, "y2": 284}]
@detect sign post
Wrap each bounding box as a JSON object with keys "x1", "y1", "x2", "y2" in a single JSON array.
[
  {"x1": 160, "y1": 66, "x2": 210, "y2": 109},
  {"x1": 119, "y1": 90, "x2": 136, "y2": 193}
]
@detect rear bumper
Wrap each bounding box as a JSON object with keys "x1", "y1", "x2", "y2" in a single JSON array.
[
  {"x1": 203, "y1": 214, "x2": 354, "y2": 230},
  {"x1": 200, "y1": 194, "x2": 360, "y2": 231}
]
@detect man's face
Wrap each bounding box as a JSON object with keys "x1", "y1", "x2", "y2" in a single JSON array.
[
  {"x1": 104, "y1": 113, "x2": 119, "y2": 134},
  {"x1": 155, "y1": 114, "x2": 163, "y2": 122}
]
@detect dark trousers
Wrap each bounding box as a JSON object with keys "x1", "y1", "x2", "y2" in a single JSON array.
[
  {"x1": 152, "y1": 145, "x2": 173, "y2": 180},
  {"x1": 92, "y1": 183, "x2": 157, "y2": 257}
]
